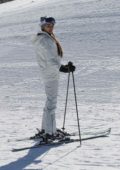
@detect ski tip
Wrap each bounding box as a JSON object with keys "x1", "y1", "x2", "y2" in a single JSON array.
[
  {"x1": 12, "y1": 149, "x2": 18, "y2": 152},
  {"x1": 12, "y1": 148, "x2": 26, "y2": 152}
]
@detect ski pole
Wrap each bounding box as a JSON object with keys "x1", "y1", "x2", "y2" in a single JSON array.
[
  {"x1": 62, "y1": 71, "x2": 70, "y2": 131},
  {"x1": 72, "y1": 72, "x2": 82, "y2": 146}
]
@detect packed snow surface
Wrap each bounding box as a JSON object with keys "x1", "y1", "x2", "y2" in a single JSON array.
[{"x1": 0, "y1": 0, "x2": 120, "y2": 169}]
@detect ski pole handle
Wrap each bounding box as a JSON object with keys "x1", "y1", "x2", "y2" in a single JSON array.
[{"x1": 68, "y1": 61, "x2": 76, "y2": 72}]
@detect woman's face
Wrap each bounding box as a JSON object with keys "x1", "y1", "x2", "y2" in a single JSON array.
[{"x1": 43, "y1": 23, "x2": 54, "y2": 34}]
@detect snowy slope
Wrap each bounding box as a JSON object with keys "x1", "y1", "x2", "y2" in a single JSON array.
[{"x1": 0, "y1": 0, "x2": 120, "y2": 169}]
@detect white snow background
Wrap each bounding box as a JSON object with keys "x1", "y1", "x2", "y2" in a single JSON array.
[{"x1": 0, "y1": 0, "x2": 120, "y2": 169}]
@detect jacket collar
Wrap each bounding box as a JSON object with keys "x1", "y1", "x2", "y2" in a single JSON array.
[{"x1": 37, "y1": 31, "x2": 54, "y2": 41}]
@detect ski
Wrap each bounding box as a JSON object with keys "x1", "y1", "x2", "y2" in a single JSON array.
[
  {"x1": 11, "y1": 128, "x2": 111, "y2": 142},
  {"x1": 12, "y1": 128, "x2": 111, "y2": 152},
  {"x1": 14, "y1": 131, "x2": 77, "y2": 142}
]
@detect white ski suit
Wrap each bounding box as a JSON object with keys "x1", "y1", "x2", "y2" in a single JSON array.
[{"x1": 33, "y1": 31, "x2": 61, "y2": 134}]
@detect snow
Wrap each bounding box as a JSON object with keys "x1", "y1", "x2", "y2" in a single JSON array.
[{"x1": 0, "y1": 0, "x2": 120, "y2": 169}]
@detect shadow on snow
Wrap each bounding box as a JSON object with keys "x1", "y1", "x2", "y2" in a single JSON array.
[{"x1": 0, "y1": 144, "x2": 60, "y2": 170}]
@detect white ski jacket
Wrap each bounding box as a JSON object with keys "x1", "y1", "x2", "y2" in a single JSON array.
[{"x1": 32, "y1": 31, "x2": 61, "y2": 82}]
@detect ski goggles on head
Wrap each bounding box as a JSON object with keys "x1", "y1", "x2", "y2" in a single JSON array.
[{"x1": 40, "y1": 17, "x2": 56, "y2": 26}]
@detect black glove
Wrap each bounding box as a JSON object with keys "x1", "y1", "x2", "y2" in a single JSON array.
[
  {"x1": 59, "y1": 61, "x2": 76, "y2": 73},
  {"x1": 59, "y1": 64, "x2": 69, "y2": 73}
]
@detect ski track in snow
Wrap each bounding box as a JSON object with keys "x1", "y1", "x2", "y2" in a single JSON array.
[{"x1": 0, "y1": 0, "x2": 120, "y2": 170}]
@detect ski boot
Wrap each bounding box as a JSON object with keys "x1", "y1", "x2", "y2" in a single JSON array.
[
  {"x1": 38, "y1": 133, "x2": 56, "y2": 144},
  {"x1": 30, "y1": 129, "x2": 45, "y2": 140},
  {"x1": 56, "y1": 128, "x2": 70, "y2": 137},
  {"x1": 54, "y1": 128, "x2": 71, "y2": 140}
]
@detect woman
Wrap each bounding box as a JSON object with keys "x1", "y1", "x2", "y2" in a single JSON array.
[{"x1": 33, "y1": 16, "x2": 75, "y2": 141}]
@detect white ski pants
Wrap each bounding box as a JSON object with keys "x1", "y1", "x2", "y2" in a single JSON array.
[{"x1": 41, "y1": 79, "x2": 59, "y2": 134}]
